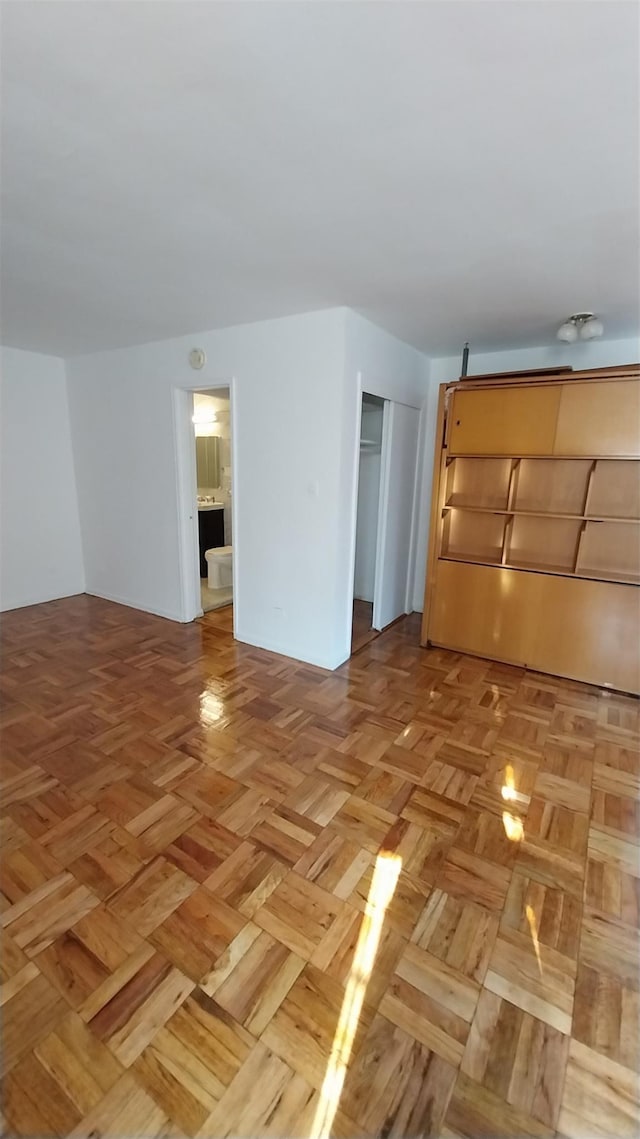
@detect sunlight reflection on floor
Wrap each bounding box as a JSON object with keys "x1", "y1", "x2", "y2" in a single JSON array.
[{"x1": 309, "y1": 850, "x2": 403, "y2": 1139}]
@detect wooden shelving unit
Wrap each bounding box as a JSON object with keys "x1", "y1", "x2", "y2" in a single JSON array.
[
  {"x1": 422, "y1": 367, "x2": 640, "y2": 694},
  {"x1": 440, "y1": 455, "x2": 640, "y2": 584}
]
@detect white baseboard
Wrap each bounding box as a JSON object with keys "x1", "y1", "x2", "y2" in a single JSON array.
[
  {"x1": 234, "y1": 627, "x2": 345, "y2": 672},
  {"x1": 85, "y1": 589, "x2": 185, "y2": 623},
  {"x1": 0, "y1": 587, "x2": 85, "y2": 613}
]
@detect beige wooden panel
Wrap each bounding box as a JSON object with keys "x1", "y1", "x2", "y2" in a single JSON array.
[
  {"x1": 529, "y1": 575, "x2": 640, "y2": 694},
  {"x1": 506, "y1": 516, "x2": 582, "y2": 572},
  {"x1": 429, "y1": 560, "x2": 541, "y2": 666},
  {"x1": 441, "y1": 511, "x2": 506, "y2": 563},
  {"x1": 587, "y1": 459, "x2": 640, "y2": 519},
  {"x1": 513, "y1": 459, "x2": 591, "y2": 515},
  {"x1": 448, "y1": 385, "x2": 561, "y2": 455},
  {"x1": 445, "y1": 457, "x2": 512, "y2": 509},
  {"x1": 421, "y1": 386, "x2": 448, "y2": 645},
  {"x1": 429, "y1": 560, "x2": 640, "y2": 694},
  {"x1": 575, "y1": 521, "x2": 640, "y2": 583},
  {"x1": 554, "y1": 380, "x2": 640, "y2": 457}
]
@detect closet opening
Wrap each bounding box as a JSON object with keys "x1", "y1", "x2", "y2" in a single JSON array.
[{"x1": 352, "y1": 393, "x2": 384, "y2": 654}]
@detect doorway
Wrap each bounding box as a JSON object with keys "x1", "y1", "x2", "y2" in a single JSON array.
[
  {"x1": 192, "y1": 388, "x2": 233, "y2": 613},
  {"x1": 352, "y1": 394, "x2": 384, "y2": 653},
  {"x1": 351, "y1": 393, "x2": 421, "y2": 655}
]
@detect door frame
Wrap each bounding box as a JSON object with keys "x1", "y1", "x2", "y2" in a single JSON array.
[
  {"x1": 373, "y1": 397, "x2": 421, "y2": 630},
  {"x1": 347, "y1": 383, "x2": 399, "y2": 646},
  {"x1": 372, "y1": 399, "x2": 392, "y2": 631},
  {"x1": 172, "y1": 379, "x2": 238, "y2": 629},
  {"x1": 349, "y1": 392, "x2": 421, "y2": 643}
]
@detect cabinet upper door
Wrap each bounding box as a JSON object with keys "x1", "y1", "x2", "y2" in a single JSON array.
[
  {"x1": 195, "y1": 436, "x2": 222, "y2": 487},
  {"x1": 447, "y1": 385, "x2": 561, "y2": 455},
  {"x1": 195, "y1": 437, "x2": 208, "y2": 486},
  {"x1": 553, "y1": 380, "x2": 640, "y2": 457}
]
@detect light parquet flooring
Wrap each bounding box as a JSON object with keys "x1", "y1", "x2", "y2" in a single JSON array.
[{"x1": 1, "y1": 594, "x2": 639, "y2": 1137}]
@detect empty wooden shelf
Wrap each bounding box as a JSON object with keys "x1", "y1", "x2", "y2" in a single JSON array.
[
  {"x1": 512, "y1": 458, "x2": 591, "y2": 515},
  {"x1": 423, "y1": 366, "x2": 640, "y2": 694},
  {"x1": 445, "y1": 457, "x2": 512, "y2": 509},
  {"x1": 505, "y1": 516, "x2": 583, "y2": 573},
  {"x1": 576, "y1": 520, "x2": 640, "y2": 584},
  {"x1": 586, "y1": 459, "x2": 640, "y2": 519},
  {"x1": 441, "y1": 509, "x2": 505, "y2": 564}
]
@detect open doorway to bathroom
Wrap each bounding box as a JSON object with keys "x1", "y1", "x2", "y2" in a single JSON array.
[
  {"x1": 352, "y1": 393, "x2": 384, "y2": 653},
  {"x1": 192, "y1": 388, "x2": 233, "y2": 614}
]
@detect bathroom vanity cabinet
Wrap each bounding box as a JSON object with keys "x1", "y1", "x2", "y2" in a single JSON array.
[{"x1": 198, "y1": 507, "x2": 224, "y2": 576}]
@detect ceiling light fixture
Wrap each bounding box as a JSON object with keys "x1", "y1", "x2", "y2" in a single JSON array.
[
  {"x1": 192, "y1": 410, "x2": 217, "y2": 425},
  {"x1": 557, "y1": 313, "x2": 604, "y2": 343}
]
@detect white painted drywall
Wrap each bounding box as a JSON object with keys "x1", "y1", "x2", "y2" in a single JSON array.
[
  {"x1": 0, "y1": 346, "x2": 84, "y2": 610},
  {"x1": 429, "y1": 336, "x2": 640, "y2": 385},
  {"x1": 66, "y1": 307, "x2": 430, "y2": 669},
  {"x1": 342, "y1": 311, "x2": 431, "y2": 644},
  {"x1": 66, "y1": 309, "x2": 350, "y2": 668},
  {"x1": 413, "y1": 336, "x2": 640, "y2": 616},
  {"x1": 345, "y1": 312, "x2": 429, "y2": 409},
  {"x1": 354, "y1": 406, "x2": 383, "y2": 603}
]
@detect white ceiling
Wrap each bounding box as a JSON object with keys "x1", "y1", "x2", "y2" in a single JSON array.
[{"x1": 1, "y1": 1, "x2": 638, "y2": 358}]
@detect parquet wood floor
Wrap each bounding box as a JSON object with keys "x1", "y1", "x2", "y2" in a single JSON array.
[{"x1": 1, "y1": 594, "x2": 638, "y2": 1137}]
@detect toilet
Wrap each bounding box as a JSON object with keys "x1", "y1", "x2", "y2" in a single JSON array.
[{"x1": 205, "y1": 546, "x2": 233, "y2": 590}]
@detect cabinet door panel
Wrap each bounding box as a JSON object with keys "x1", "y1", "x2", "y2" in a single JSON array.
[
  {"x1": 554, "y1": 380, "x2": 640, "y2": 457},
  {"x1": 429, "y1": 559, "x2": 541, "y2": 665},
  {"x1": 428, "y1": 560, "x2": 640, "y2": 694},
  {"x1": 528, "y1": 575, "x2": 640, "y2": 693},
  {"x1": 448, "y1": 386, "x2": 560, "y2": 455}
]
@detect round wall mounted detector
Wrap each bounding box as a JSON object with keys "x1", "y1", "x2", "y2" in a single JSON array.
[{"x1": 189, "y1": 348, "x2": 206, "y2": 370}]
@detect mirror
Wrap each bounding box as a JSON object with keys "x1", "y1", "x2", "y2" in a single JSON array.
[{"x1": 196, "y1": 436, "x2": 222, "y2": 488}]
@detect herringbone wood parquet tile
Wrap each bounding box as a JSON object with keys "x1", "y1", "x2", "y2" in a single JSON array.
[{"x1": 1, "y1": 595, "x2": 638, "y2": 1136}]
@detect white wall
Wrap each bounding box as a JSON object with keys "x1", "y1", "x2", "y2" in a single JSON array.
[
  {"x1": 341, "y1": 311, "x2": 432, "y2": 651},
  {"x1": 430, "y1": 336, "x2": 640, "y2": 384},
  {"x1": 66, "y1": 307, "x2": 431, "y2": 669},
  {"x1": 413, "y1": 336, "x2": 640, "y2": 615},
  {"x1": 0, "y1": 346, "x2": 84, "y2": 610},
  {"x1": 66, "y1": 309, "x2": 349, "y2": 668},
  {"x1": 341, "y1": 312, "x2": 430, "y2": 624},
  {"x1": 344, "y1": 311, "x2": 430, "y2": 408}
]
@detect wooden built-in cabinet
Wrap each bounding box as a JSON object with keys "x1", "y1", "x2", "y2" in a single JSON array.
[
  {"x1": 448, "y1": 374, "x2": 640, "y2": 458},
  {"x1": 554, "y1": 380, "x2": 640, "y2": 456},
  {"x1": 448, "y1": 385, "x2": 561, "y2": 455},
  {"x1": 422, "y1": 367, "x2": 640, "y2": 694}
]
